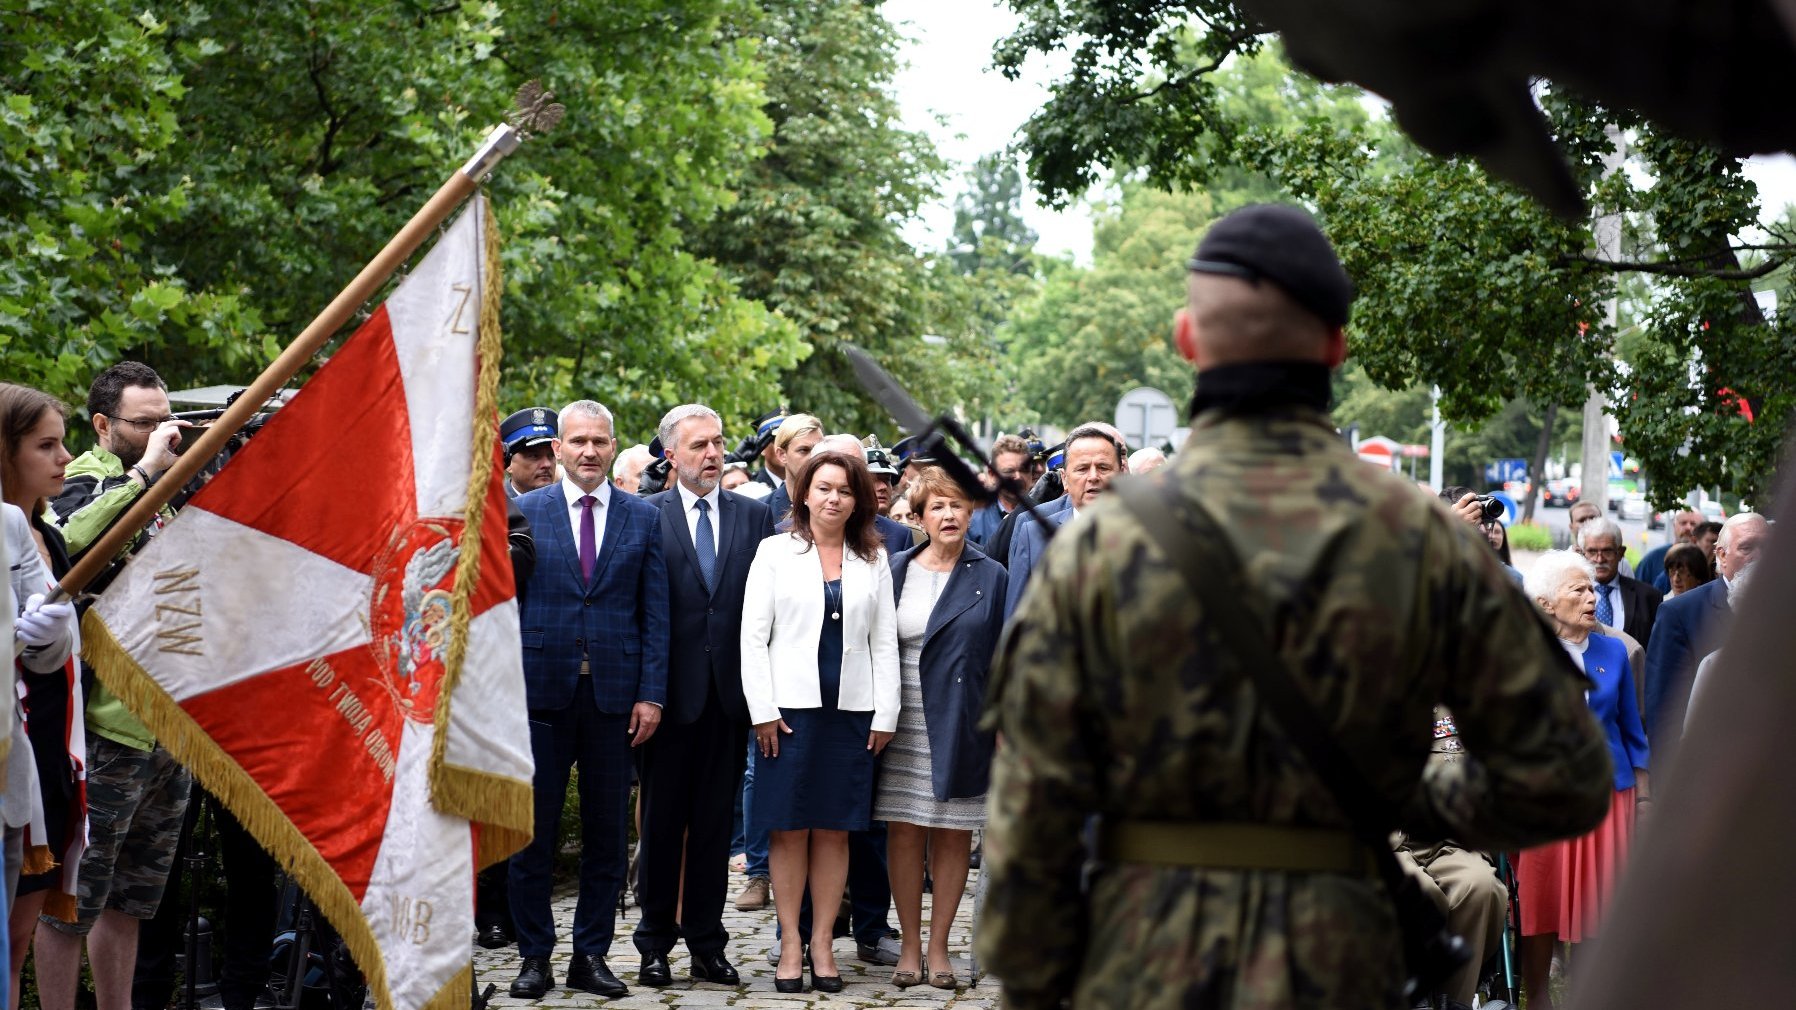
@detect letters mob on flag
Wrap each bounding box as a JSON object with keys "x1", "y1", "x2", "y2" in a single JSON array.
[{"x1": 82, "y1": 195, "x2": 532, "y2": 1010}]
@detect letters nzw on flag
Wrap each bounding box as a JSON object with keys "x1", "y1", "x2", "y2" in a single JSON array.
[{"x1": 83, "y1": 195, "x2": 532, "y2": 1010}]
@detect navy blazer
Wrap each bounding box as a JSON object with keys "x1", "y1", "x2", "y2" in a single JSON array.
[
  {"x1": 646, "y1": 486, "x2": 775, "y2": 725},
  {"x1": 1644, "y1": 575, "x2": 1731, "y2": 743},
  {"x1": 1004, "y1": 494, "x2": 1074, "y2": 619},
  {"x1": 514, "y1": 482, "x2": 671, "y2": 713},
  {"x1": 1600, "y1": 574, "x2": 1662, "y2": 651},
  {"x1": 890, "y1": 541, "x2": 1006, "y2": 800},
  {"x1": 1579, "y1": 632, "x2": 1651, "y2": 791}
]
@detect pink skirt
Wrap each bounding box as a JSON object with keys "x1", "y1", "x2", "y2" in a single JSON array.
[{"x1": 1517, "y1": 786, "x2": 1636, "y2": 942}]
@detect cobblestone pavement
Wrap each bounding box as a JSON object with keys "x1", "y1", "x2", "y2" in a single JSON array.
[{"x1": 473, "y1": 871, "x2": 998, "y2": 1009}]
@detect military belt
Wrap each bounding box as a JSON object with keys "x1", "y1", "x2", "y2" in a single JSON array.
[{"x1": 1101, "y1": 821, "x2": 1379, "y2": 876}]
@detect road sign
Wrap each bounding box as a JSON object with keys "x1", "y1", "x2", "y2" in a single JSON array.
[
  {"x1": 1485, "y1": 458, "x2": 1527, "y2": 485},
  {"x1": 1113, "y1": 386, "x2": 1179, "y2": 451},
  {"x1": 1608, "y1": 450, "x2": 1625, "y2": 480}
]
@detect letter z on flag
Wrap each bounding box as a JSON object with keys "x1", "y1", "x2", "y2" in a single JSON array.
[{"x1": 82, "y1": 195, "x2": 532, "y2": 1010}]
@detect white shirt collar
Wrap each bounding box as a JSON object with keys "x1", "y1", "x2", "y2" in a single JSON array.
[
  {"x1": 676, "y1": 481, "x2": 721, "y2": 514},
  {"x1": 562, "y1": 476, "x2": 611, "y2": 508}
]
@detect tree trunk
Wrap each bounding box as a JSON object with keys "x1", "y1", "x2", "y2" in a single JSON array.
[{"x1": 1523, "y1": 401, "x2": 1558, "y2": 524}]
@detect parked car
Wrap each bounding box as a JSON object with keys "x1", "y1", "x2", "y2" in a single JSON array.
[
  {"x1": 1699, "y1": 500, "x2": 1727, "y2": 523},
  {"x1": 1542, "y1": 479, "x2": 1580, "y2": 508},
  {"x1": 1619, "y1": 493, "x2": 1649, "y2": 522}
]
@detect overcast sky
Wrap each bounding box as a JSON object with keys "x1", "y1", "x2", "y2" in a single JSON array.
[
  {"x1": 887, "y1": 1, "x2": 1796, "y2": 263},
  {"x1": 887, "y1": 0, "x2": 1093, "y2": 261}
]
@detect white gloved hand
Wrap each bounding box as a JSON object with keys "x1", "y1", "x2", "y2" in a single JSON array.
[{"x1": 15, "y1": 593, "x2": 75, "y2": 650}]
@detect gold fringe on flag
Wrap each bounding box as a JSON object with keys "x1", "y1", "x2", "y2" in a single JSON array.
[
  {"x1": 20, "y1": 845, "x2": 54, "y2": 876},
  {"x1": 427, "y1": 193, "x2": 533, "y2": 869},
  {"x1": 82, "y1": 614, "x2": 396, "y2": 1010},
  {"x1": 81, "y1": 194, "x2": 526, "y2": 1010}
]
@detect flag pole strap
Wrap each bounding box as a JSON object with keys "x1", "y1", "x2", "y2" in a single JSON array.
[{"x1": 51, "y1": 122, "x2": 523, "y2": 606}]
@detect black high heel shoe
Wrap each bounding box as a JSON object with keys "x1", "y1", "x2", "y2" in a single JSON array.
[
  {"x1": 810, "y1": 968, "x2": 843, "y2": 993},
  {"x1": 774, "y1": 975, "x2": 808, "y2": 994}
]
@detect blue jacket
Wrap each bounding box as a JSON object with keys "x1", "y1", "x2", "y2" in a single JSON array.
[
  {"x1": 1580, "y1": 632, "x2": 1650, "y2": 791},
  {"x1": 1644, "y1": 576, "x2": 1731, "y2": 742},
  {"x1": 514, "y1": 482, "x2": 671, "y2": 713},
  {"x1": 891, "y1": 541, "x2": 1006, "y2": 800},
  {"x1": 646, "y1": 487, "x2": 775, "y2": 725},
  {"x1": 967, "y1": 500, "x2": 1008, "y2": 547},
  {"x1": 1635, "y1": 542, "x2": 1671, "y2": 592},
  {"x1": 1004, "y1": 495, "x2": 1073, "y2": 619}
]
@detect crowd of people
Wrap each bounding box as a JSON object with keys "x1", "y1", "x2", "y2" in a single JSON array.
[{"x1": 0, "y1": 202, "x2": 1776, "y2": 1010}]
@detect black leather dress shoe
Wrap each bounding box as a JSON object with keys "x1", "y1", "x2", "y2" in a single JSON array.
[
  {"x1": 509, "y1": 957, "x2": 553, "y2": 998},
  {"x1": 638, "y1": 952, "x2": 672, "y2": 987},
  {"x1": 689, "y1": 952, "x2": 740, "y2": 986},
  {"x1": 475, "y1": 923, "x2": 511, "y2": 950},
  {"x1": 566, "y1": 954, "x2": 628, "y2": 998}
]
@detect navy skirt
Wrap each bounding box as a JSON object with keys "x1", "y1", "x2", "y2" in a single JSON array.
[{"x1": 749, "y1": 579, "x2": 875, "y2": 832}]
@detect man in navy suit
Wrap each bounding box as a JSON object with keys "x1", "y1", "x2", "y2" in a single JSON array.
[
  {"x1": 634, "y1": 405, "x2": 774, "y2": 987},
  {"x1": 508, "y1": 400, "x2": 671, "y2": 999},
  {"x1": 1645, "y1": 512, "x2": 1770, "y2": 752},
  {"x1": 1005, "y1": 423, "x2": 1127, "y2": 618}
]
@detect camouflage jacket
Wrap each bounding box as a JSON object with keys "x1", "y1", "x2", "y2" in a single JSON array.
[{"x1": 977, "y1": 406, "x2": 1612, "y2": 1010}]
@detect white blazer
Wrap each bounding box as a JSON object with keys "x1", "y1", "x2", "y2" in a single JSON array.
[{"x1": 740, "y1": 532, "x2": 900, "y2": 732}]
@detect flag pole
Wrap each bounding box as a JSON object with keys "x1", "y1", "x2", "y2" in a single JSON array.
[{"x1": 50, "y1": 122, "x2": 528, "y2": 606}]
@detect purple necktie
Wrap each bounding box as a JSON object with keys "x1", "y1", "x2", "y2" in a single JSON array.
[{"x1": 579, "y1": 494, "x2": 597, "y2": 582}]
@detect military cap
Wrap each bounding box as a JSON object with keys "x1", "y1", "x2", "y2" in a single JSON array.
[
  {"x1": 1187, "y1": 204, "x2": 1355, "y2": 327},
  {"x1": 500, "y1": 406, "x2": 557, "y2": 449}
]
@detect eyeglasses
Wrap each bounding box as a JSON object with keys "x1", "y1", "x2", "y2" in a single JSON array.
[
  {"x1": 100, "y1": 414, "x2": 174, "y2": 433},
  {"x1": 1582, "y1": 547, "x2": 1623, "y2": 559}
]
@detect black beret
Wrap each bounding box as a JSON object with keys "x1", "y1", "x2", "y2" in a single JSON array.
[{"x1": 1187, "y1": 204, "x2": 1354, "y2": 327}]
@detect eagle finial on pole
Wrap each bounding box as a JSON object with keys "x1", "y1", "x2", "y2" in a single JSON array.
[{"x1": 508, "y1": 80, "x2": 566, "y2": 139}]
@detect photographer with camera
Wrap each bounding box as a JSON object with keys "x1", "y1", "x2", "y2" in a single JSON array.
[
  {"x1": 41, "y1": 363, "x2": 192, "y2": 1010},
  {"x1": 1441, "y1": 486, "x2": 1523, "y2": 584}
]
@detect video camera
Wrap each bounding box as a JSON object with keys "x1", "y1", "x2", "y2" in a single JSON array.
[
  {"x1": 635, "y1": 408, "x2": 786, "y2": 498},
  {"x1": 168, "y1": 389, "x2": 281, "y2": 509},
  {"x1": 725, "y1": 409, "x2": 787, "y2": 468}
]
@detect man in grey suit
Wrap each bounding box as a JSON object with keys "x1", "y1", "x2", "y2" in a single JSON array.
[{"x1": 1005, "y1": 423, "x2": 1128, "y2": 618}]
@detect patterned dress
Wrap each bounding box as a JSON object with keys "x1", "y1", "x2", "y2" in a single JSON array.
[{"x1": 873, "y1": 557, "x2": 985, "y2": 829}]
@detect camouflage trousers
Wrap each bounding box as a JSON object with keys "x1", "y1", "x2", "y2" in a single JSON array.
[{"x1": 41, "y1": 736, "x2": 189, "y2": 935}]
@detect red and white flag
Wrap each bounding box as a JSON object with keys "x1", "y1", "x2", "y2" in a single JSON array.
[{"x1": 83, "y1": 195, "x2": 532, "y2": 1010}]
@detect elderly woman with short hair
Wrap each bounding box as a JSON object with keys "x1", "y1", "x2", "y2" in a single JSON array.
[
  {"x1": 873, "y1": 466, "x2": 1004, "y2": 990},
  {"x1": 1516, "y1": 549, "x2": 1650, "y2": 1010}
]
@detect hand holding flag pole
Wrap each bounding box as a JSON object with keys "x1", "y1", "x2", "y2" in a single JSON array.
[{"x1": 41, "y1": 83, "x2": 561, "y2": 613}]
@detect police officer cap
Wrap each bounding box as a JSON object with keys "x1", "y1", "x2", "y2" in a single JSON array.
[
  {"x1": 500, "y1": 406, "x2": 557, "y2": 449},
  {"x1": 1186, "y1": 204, "x2": 1354, "y2": 327}
]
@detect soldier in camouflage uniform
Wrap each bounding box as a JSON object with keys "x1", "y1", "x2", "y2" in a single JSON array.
[{"x1": 977, "y1": 205, "x2": 1613, "y2": 1010}]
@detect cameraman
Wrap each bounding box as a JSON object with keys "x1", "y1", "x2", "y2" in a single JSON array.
[{"x1": 42, "y1": 362, "x2": 192, "y2": 1010}]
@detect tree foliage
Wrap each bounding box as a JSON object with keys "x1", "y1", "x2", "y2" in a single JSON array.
[
  {"x1": 3, "y1": 0, "x2": 810, "y2": 444},
  {"x1": 1003, "y1": 185, "x2": 1210, "y2": 429},
  {"x1": 949, "y1": 152, "x2": 1038, "y2": 274},
  {"x1": 693, "y1": 0, "x2": 956, "y2": 439},
  {"x1": 992, "y1": 8, "x2": 1794, "y2": 505}
]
